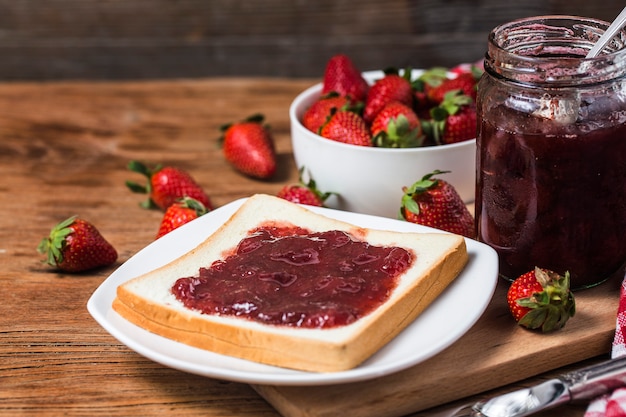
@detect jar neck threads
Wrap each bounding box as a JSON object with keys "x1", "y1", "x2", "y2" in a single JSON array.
[{"x1": 485, "y1": 16, "x2": 626, "y2": 86}]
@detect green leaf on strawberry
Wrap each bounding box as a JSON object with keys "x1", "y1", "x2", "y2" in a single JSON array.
[
  {"x1": 428, "y1": 91, "x2": 476, "y2": 145},
  {"x1": 156, "y1": 197, "x2": 209, "y2": 239},
  {"x1": 507, "y1": 267, "x2": 576, "y2": 332},
  {"x1": 126, "y1": 160, "x2": 212, "y2": 210},
  {"x1": 37, "y1": 216, "x2": 118, "y2": 273},
  {"x1": 399, "y1": 170, "x2": 475, "y2": 238},
  {"x1": 277, "y1": 167, "x2": 334, "y2": 207},
  {"x1": 371, "y1": 101, "x2": 424, "y2": 148}
]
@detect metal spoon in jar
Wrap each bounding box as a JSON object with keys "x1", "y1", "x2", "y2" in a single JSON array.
[{"x1": 586, "y1": 6, "x2": 626, "y2": 58}]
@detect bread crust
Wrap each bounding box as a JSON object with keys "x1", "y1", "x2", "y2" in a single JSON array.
[{"x1": 113, "y1": 194, "x2": 468, "y2": 372}]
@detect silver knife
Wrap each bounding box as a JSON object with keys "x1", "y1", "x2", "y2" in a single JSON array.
[{"x1": 437, "y1": 355, "x2": 626, "y2": 417}]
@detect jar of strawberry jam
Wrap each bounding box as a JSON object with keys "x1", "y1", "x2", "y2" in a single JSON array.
[{"x1": 476, "y1": 16, "x2": 626, "y2": 289}]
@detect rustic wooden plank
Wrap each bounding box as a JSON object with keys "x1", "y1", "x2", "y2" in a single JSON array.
[
  {"x1": 0, "y1": 0, "x2": 623, "y2": 80},
  {"x1": 0, "y1": 78, "x2": 618, "y2": 417},
  {"x1": 253, "y1": 275, "x2": 619, "y2": 417},
  {"x1": 0, "y1": 78, "x2": 313, "y2": 264},
  {"x1": 0, "y1": 78, "x2": 311, "y2": 416}
]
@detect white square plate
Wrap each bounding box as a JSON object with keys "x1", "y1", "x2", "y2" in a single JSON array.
[{"x1": 87, "y1": 198, "x2": 498, "y2": 386}]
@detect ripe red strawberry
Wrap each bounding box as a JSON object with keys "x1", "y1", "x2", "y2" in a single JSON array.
[
  {"x1": 277, "y1": 169, "x2": 332, "y2": 207},
  {"x1": 441, "y1": 104, "x2": 477, "y2": 144},
  {"x1": 363, "y1": 70, "x2": 414, "y2": 124},
  {"x1": 220, "y1": 114, "x2": 277, "y2": 179},
  {"x1": 429, "y1": 92, "x2": 477, "y2": 145},
  {"x1": 411, "y1": 68, "x2": 448, "y2": 118},
  {"x1": 126, "y1": 160, "x2": 212, "y2": 211},
  {"x1": 321, "y1": 54, "x2": 369, "y2": 102},
  {"x1": 156, "y1": 197, "x2": 208, "y2": 239},
  {"x1": 37, "y1": 216, "x2": 118, "y2": 273},
  {"x1": 319, "y1": 110, "x2": 372, "y2": 147},
  {"x1": 507, "y1": 267, "x2": 576, "y2": 332},
  {"x1": 426, "y1": 72, "x2": 478, "y2": 104},
  {"x1": 302, "y1": 94, "x2": 352, "y2": 134},
  {"x1": 371, "y1": 101, "x2": 424, "y2": 148},
  {"x1": 399, "y1": 170, "x2": 475, "y2": 238}
]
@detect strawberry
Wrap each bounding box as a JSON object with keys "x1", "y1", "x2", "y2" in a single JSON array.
[
  {"x1": 219, "y1": 114, "x2": 277, "y2": 180},
  {"x1": 371, "y1": 101, "x2": 424, "y2": 148},
  {"x1": 126, "y1": 160, "x2": 212, "y2": 211},
  {"x1": 319, "y1": 110, "x2": 372, "y2": 147},
  {"x1": 321, "y1": 54, "x2": 369, "y2": 102},
  {"x1": 399, "y1": 170, "x2": 475, "y2": 238},
  {"x1": 440, "y1": 104, "x2": 477, "y2": 145},
  {"x1": 363, "y1": 70, "x2": 414, "y2": 124},
  {"x1": 277, "y1": 168, "x2": 332, "y2": 207},
  {"x1": 156, "y1": 197, "x2": 208, "y2": 239},
  {"x1": 407, "y1": 68, "x2": 445, "y2": 120},
  {"x1": 428, "y1": 91, "x2": 477, "y2": 145},
  {"x1": 507, "y1": 267, "x2": 576, "y2": 332},
  {"x1": 302, "y1": 94, "x2": 352, "y2": 134},
  {"x1": 426, "y1": 72, "x2": 478, "y2": 104},
  {"x1": 37, "y1": 216, "x2": 118, "y2": 273}
]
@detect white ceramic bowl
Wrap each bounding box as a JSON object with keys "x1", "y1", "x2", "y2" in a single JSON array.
[{"x1": 289, "y1": 70, "x2": 476, "y2": 219}]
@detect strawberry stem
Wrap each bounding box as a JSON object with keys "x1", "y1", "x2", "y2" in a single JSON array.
[
  {"x1": 179, "y1": 196, "x2": 209, "y2": 216},
  {"x1": 399, "y1": 170, "x2": 450, "y2": 218},
  {"x1": 37, "y1": 215, "x2": 77, "y2": 266},
  {"x1": 517, "y1": 268, "x2": 576, "y2": 332},
  {"x1": 297, "y1": 167, "x2": 334, "y2": 203},
  {"x1": 429, "y1": 91, "x2": 473, "y2": 145},
  {"x1": 125, "y1": 160, "x2": 162, "y2": 209}
]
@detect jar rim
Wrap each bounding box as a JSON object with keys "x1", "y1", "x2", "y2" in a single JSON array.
[{"x1": 486, "y1": 15, "x2": 626, "y2": 85}]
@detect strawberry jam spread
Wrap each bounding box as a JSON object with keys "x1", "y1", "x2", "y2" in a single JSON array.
[{"x1": 171, "y1": 226, "x2": 414, "y2": 329}]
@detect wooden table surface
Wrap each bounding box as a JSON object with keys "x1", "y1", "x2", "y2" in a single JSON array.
[{"x1": 0, "y1": 78, "x2": 618, "y2": 416}]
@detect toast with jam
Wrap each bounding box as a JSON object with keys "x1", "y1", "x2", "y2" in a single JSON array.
[{"x1": 113, "y1": 194, "x2": 468, "y2": 372}]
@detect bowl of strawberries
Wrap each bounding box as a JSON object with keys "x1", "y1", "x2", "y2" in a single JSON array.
[{"x1": 289, "y1": 54, "x2": 480, "y2": 218}]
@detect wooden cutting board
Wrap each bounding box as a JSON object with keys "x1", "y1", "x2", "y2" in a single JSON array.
[{"x1": 253, "y1": 273, "x2": 622, "y2": 417}]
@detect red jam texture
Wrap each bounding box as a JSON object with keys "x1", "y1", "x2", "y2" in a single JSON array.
[
  {"x1": 477, "y1": 106, "x2": 626, "y2": 287},
  {"x1": 171, "y1": 226, "x2": 414, "y2": 329}
]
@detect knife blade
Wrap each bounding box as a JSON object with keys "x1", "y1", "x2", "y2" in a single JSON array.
[{"x1": 439, "y1": 355, "x2": 626, "y2": 417}]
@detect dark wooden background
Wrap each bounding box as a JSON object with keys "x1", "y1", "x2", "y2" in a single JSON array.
[{"x1": 0, "y1": 0, "x2": 624, "y2": 80}]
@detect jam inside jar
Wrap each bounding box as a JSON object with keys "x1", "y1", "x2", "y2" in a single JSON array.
[{"x1": 476, "y1": 16, "x2": 626, "y2": 289}]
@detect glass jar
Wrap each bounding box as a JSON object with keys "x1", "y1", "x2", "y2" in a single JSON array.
[{"x1": 476, "y1": 16, "x2": 626, "y2": 289}]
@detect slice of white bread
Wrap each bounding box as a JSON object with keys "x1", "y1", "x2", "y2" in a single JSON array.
[{"x1": 113, "y1": 194, "x2": 468, "y2": 373}]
